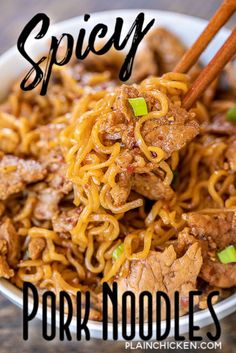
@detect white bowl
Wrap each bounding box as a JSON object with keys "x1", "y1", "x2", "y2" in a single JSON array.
[{"x1": 0, "y1": 9, "x2": 235, "y2": 340}]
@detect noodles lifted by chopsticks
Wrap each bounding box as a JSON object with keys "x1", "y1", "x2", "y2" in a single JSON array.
[{"x1": 60, "y1": 71, "x2": 191, "y2": 282}]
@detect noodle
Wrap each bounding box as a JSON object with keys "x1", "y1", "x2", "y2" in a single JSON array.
[{"x1": 0, "y1": 28, "x2": 235, "y2": 321}]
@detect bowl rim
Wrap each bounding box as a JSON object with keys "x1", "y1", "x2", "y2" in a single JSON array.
[{"x1": 0, "y1": 8, "x2": 235, "y2": 340}]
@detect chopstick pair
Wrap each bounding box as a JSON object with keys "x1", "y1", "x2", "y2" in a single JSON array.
[{"x1": 173, "y1": 0, "x2": 236, "y2": 110}]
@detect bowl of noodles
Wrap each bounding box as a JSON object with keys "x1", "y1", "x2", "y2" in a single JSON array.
[{"x1": 0, "y1": 9, "x2": 236, "y2": 340}]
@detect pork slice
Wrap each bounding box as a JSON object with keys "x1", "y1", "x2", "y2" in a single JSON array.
[
  {"x1": 100, "y1": 111, "x2": 126, "y2": 141},
  {"x1": 34, "y1": 188, "x2": 63, "y2": 220},
  {"x1": 202, "y1": 262, "x2": 236, "y2": 288},
  {"x1": 34, "y1": 124, "x2": 65, "y2": 167},
  {"x1": 131, "y1": 41, "x2": 158, "y2": 82},
  {"x1": 146, "y1": 27, "x2": 185, "y2": 73},
  {"x1": 111, "y1": 243, "x2": 202, "y2": 321},
  {"x1": 0, "y1": 218, "x2": 20, "y2": 268},
  {"x1": 28, "y1": 238, "x2": 46, "y2": 260},
  {"x1": 33, "y1": 142, "x2": 72, "y2": 221},
  {"x1": 201, "y1": 261, "x2": 236, "y2": 288},
  {"x1": 99, "y1": 110, "x2": 137, "y2": 148},
  {"x1": 52, "y1": 207, "x2": 82, "y2": 233},
  {"x1": 204, "y1": 114, "x2": 236, "y2": 136},
  {"x1": 132, "y1": 172, "x2": 174, "y2": 200},
  {"x1": 142, "y1": 103, "x2": 199, "y2": 158},
  {"x1": 46, "y1": 157, "x2": 73, "y2": 195},
  {"x1": 34, "y1": 123, "x2": 65, "y2": 154},
  {"x1": 183, "y1": 212, "x2": 236, "y2": 249},
  {"x1": 33, "y1": 124, "x2": 72, "y2": 194},
  {"x1": 183, "y1": 212, "x2": 236, "y2": 288},
  {"x1": 145, "y1": 27, "x2": 201, "y2": 80},
  {"x1": 0, "y1": 155, "x2": 47, "y2": 200}
]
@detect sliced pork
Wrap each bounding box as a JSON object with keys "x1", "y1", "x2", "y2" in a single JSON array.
[
  {"x1": 0, "y1": 155, "x2": 47, "y2": 200},
  {"x1": 110, "y1": 243, "x2": 202, "y2": 321}
]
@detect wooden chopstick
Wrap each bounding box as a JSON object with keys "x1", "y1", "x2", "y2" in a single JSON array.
[
  {"x1": 183, "y1": 27, "x2": 236, "y2": 110},
  {"x1": 174, "y1": 0, "x2": 236, "y2": 73}
]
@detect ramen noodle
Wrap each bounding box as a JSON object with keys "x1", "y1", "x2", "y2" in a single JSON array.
[{"x1": 0, "y1": 27, "x2": 235, "y2": 320}]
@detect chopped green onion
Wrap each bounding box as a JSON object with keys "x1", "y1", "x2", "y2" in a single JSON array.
[
  {"x1": 218, "y1": 245, "x2": 236, "y2": 264},
  {"x1": 128, "y1": 97, "x2": 148, "y2": 117},
  {"x1": 226, "y1": 106, "x2": 236, "y2": 122},
  {"x1": 112, "y1": 243, "x2": 124, "y2": 261}
]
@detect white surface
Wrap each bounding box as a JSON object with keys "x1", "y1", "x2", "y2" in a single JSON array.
[{"x1": 0, "y1": 9, "x2": 235, "y2": 340}]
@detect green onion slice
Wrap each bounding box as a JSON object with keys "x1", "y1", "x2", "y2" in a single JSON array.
[
  {"x1": 112, "y1": 243, "x2": 124, "y2": 261},
  {"x1": 218, "y1": 245, "x2": 236, "y2": 264},
  {"x1": 128, "y1": 97, "x2": 148, "y2": 117},
  {"x1": 226, "y1": 106, "x2": 236, "y2": 122}
]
